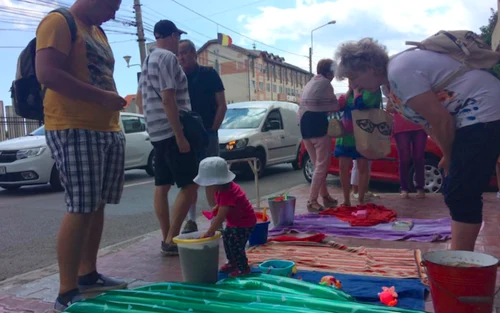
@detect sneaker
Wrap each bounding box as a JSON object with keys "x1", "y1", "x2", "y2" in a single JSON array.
[
  {"x1": 53, "y1": 292, "x2": 84, "y2": 312},
  {"x1": 161, "y1": 241, "x2": 179, "y2": 256},
  {"x1": 219, "y1": 263, "x2": 236, "y2": 273},
  {"x1": 229, "y1": 267, "x2": 251, "y2": 277},
  {"x1": 497, "y1": 192, "x2": 500, "y2": 199},
  {"x1": 182, "y1": 220, "x2": 198, "y2": 234},
  {"x1": 78, "y1": 273, "x2": 128, "y2": 294}
]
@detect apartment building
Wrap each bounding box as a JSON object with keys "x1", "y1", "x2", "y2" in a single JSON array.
[{"x1": 196, "y1": 40, "x2": 312, "y2": 104}]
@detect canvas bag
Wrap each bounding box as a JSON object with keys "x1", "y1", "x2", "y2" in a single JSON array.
[
  {"x1": 327, "y1": 112, "x2": 345, "y2": 137},
  {"x1": 352, "y1": 108, "x2": 393, "y2": 159}
]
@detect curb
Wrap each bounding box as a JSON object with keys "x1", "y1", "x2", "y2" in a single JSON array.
[{"x1": 0, "y1": 185, "x2": 300, "y2": 290}]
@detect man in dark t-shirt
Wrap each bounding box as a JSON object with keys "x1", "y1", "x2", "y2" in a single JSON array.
[{"x1": 178, "y1": 39, "x2": 227, "y2": 233}]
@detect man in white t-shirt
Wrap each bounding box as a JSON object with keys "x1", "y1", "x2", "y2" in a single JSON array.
[{"x1": 137, "y1": 20, "x2": 199, "y2": 256}]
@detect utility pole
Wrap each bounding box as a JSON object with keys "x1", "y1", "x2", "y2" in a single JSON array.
[
  {"x1": 133, "y1": 0, "x2": 147, "y2": 65},
  {"x1": 309, "y1": 47, "x2": 312, "y2": 74}
]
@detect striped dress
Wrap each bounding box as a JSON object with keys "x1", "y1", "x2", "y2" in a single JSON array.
[{"x1": 334, "y1": 89, "x2": 382, "y2": 159}]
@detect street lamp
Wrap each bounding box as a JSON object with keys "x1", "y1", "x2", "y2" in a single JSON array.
[
  {"x1": 123, "y1": 55, "x2": 141, "y2": 68},
  {"x1": 309, "y1": 20, "x2": 336, "y2": 74}
]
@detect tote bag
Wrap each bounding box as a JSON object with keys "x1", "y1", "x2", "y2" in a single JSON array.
[{"x1": 352, "y1": 108, "x2": 393, "y2": 159}]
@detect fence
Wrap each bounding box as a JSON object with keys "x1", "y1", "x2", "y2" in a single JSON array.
[{"x1": 0, "y1": 116, "x2": 42, "y2": 142}]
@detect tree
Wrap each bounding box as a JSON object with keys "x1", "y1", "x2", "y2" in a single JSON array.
[{"x1": 480, "y1": 8, "x2": 498, "y2": 46}]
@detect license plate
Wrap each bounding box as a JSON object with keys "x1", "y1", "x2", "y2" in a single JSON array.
[{"x1": 0, "y1": 167, "x2": 5, "y2": 175}]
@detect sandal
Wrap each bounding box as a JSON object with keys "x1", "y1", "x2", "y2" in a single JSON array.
[
  {"x1": 322, "y1": 195, "x2": 338, "y2": 208},
  {"x1": 307, "y1": 201, "x2": 325, "y2": 213},
  {"x1": 416, "y1": 190, "x2": 425, "y2": 199},
  {"x1": 400, "y1": 191, "x2": 409, "y2": 199}
]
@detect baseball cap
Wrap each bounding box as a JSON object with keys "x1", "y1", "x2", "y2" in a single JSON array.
[{"x1": 154, "y1": 20, "x2": 187, "y2": 38}]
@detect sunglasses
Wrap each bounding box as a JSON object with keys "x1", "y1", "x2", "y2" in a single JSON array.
[{"x1": 356, "y1": 119, "x2": 392, "y2": 136}]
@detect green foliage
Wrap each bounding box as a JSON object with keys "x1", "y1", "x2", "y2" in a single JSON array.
[{"x1": 479, "y1": 8, "x2": 498, "y2": 46}]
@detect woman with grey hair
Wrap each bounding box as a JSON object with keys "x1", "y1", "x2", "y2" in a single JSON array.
[{"x1": 334, "y1": 37, "x2": 500, "y2": 252}]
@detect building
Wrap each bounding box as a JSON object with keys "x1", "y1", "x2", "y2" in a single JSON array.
[
  {"x1": 123, "y1": 94, "x2": 138, "y2": 113},
  {"x1": 492, "y1": 1, "x2": 500, "y2": 51},
  {"x1": 196, "y1": 40, "x2": 312, "y2": 104}
]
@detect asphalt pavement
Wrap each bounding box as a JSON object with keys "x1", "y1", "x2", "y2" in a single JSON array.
[{"x1": 0, "y1": 164, "x2": 306, "y2": 281}]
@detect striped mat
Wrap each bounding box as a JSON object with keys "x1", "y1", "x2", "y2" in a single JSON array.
[{"x1": 247, "y1": 241, "x2": 427, "y2": 284}]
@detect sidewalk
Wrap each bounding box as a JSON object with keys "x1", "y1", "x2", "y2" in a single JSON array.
[{"x1": 1, "y1": 183, "x2": 499, "y2": 313}]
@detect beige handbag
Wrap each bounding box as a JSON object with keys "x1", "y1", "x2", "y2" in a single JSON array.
[{"x1": 327, "y1": 112, "x2": 345, "y2": 138}]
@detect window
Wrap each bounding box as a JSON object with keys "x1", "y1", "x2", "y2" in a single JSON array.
[
  {"x1": 273, "y1": 85, "x2": 277, "y2": 92},
  {"x1": 257, "y1": 63, "x2": 263, "y2": 72},
  {"x1": 121, "y1": 115, "x2": 146, "y2": 134},
  {"x1": 267, "y1": 63, "x2": 270, "y2": 79},
  {"x1": 265, "y1": 109, "x2": 283, "y2": 130},
  {"x1": 251, "y1": 59, "x2": 255, "y2": 77},
  {"x1": 279, "y1": 86, "x2": 283, "y2": 94},
  {"x1": 266, "y1": 83, "x2": 270, "y2": 92},
  {"x1": 279, "y1": 67, "x2": 282, "y2": 82},
  {"x1": 252, "y1": 80, "x2": 256, "y2": 90},
  {"x1": 259, "y1": 82, "x2": 264, "y2": 90},
  {"x1": 221, "y1": 108, "x2": 267, "y2": 129}
]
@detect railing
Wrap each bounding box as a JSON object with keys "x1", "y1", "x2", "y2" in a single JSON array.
[{"x1": 0, "y1": 116, "x2": 42, "y2": 142}]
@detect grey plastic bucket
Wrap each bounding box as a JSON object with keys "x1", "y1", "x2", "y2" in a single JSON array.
[
  {"x1": 268, "y1": 196, "x2": 296, "y2": 226},
  {"x1": 173, "y1": 231, "x2": 221, "y2": 284}
]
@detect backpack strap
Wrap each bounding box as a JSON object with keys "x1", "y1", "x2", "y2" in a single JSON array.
[{"x1": 49, "y1": 8, "x2": 78, "y2": 43}]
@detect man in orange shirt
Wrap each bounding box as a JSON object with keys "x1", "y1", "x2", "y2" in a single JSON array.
[{"x1": 35, "y1": 0, "x2": 127, "y2": 310}]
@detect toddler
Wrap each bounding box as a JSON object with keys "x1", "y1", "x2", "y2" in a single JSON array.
[{"x1": 194, "y1": 157, "x2": 257, "y2": 277}]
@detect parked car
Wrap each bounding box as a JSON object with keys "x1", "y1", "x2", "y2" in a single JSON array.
[
  {"x1": 298, "y1": 136, "x2": 498, "y2": 193},
  {"x1": 219, "y1": 101, "x2": 302, "y2": 177},
  {"x1": 0, "y1": 112, "x2": 155, "y2": 191}
]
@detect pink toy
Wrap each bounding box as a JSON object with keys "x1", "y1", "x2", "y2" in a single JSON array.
[
  {"x1": 351, "y1": 210, "x2": 368, "y2": 219},
  {"x1": 378, "y1": 286, "x2": 398, "y2": 307}
]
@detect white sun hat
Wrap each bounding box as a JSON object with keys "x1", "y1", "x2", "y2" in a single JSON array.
[{"x1": 194, "y1": 156, "x2": 236, "y2": 187}]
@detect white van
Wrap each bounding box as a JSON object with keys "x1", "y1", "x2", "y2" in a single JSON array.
[{"x1": 218, "y1": 101, "x2": 302, "y2": 177}]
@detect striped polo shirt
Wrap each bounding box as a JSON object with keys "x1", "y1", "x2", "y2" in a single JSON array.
[{"x1": 139, "y1": 48, "x2": 191, "y2": 142}]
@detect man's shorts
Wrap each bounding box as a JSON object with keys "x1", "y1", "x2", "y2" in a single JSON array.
[
  {"x1": 152, "y1": 137, "x2": 199, "y2": 188},
  {"x1": 201, "y1": 130, "x2": 220, "y2": 159},
  {"x1": 46, "y1": 129, "x2": 126, "y2": 214}
]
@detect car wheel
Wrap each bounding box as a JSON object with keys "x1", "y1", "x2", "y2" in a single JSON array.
[
  {"x1": 410, "y1": 157, "x2": 444, "y2": 193},
  {"x1": 146, "y1": 151, "x2": 155, "y2": 177},
  {"x1": 291, "y1": 147, "x2": 301, "y2": 170},
  {"x1": 0, "y1": 185, "x2": 21, "y2": 191},
  {"x1": 302, "y1": 153, "x2": 313, "y2": 183},
  {"x1": 50, "y1": 165, "x2": 64, "y2": 191}
]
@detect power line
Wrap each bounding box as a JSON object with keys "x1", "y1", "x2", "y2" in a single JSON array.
[{"x1": 169, "y1": 0, "x2": 309, "y2": 59}]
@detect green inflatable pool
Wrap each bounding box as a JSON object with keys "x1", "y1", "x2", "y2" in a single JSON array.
[{"x1": 65, "y1": 274, "x2": 426, "y2": 313}]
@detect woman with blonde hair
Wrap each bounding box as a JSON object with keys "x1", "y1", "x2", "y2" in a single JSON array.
[
  {"x1": 334, "y1": 37, "x2": 500, "y2": 251},
  {"x1": 299, "y1": 59, "x2": 339, "y2": 212}
]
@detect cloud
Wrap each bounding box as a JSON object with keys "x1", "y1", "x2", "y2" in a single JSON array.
[
  {"x1": 237, "y1": 14, "x2": 246, "y2": 23},
  {"x1": 239, "y1": 0, "x2": 495, "y2": 92},
  {"x1": 0, "y1": 0, "x2": 58, "y2": 29}
]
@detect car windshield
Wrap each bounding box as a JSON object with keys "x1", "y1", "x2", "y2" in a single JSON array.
[
  {"x1": 220, "y1": 108, "x2": 267, "y2": 129},
  {"x1": 29, "y1": 125, "x2": 45, "y2": 136}
]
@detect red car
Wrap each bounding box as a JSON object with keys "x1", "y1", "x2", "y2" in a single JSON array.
[{"x1": 298, "y1": 136, "x2": 498, "y2": 193}]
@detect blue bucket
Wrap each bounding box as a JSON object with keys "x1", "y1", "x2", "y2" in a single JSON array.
[
  {"x1": 249, "y1": 221, "x2": 270, "y2": 246},
  {"x1": 258, "y1": 260, "x2": 295, "y2": 277}
]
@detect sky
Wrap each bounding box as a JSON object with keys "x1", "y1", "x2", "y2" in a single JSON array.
[{"x1": 0, "y1": 0, "x2": 497, "y2": 110}]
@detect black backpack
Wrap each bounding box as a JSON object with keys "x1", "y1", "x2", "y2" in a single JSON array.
[{"x1": 10, "y1": 8, "x2": 77, "y2": 121}]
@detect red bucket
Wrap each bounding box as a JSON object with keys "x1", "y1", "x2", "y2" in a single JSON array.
[{"x1": 422, "y1": 250, "x2": 499, "y2": 313}]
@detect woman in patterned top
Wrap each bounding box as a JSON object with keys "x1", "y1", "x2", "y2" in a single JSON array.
[{"x1": 335, "y1": 84, "x2": 382, "y2": 206}]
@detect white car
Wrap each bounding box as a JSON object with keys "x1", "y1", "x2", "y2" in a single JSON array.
[
  {"x1": 219, "y1": 101, "x2": 302, "y2": 177},
  {"x1": 0, "y1": 112, "x2": 155, "y2": 191}
]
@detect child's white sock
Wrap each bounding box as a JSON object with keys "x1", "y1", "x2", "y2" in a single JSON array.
[{"x1": 188, "y1": 204, "x2": 197, "y2": 221}]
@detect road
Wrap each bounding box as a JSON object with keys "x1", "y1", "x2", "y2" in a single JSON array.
[{"x1": 0, "y1": 165, "x2": 305, "y2": 281}]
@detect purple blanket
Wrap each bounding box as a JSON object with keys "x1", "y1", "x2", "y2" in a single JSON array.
[{"x1": 269, "y1": 214, "x2": 451, "y2": 242}]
